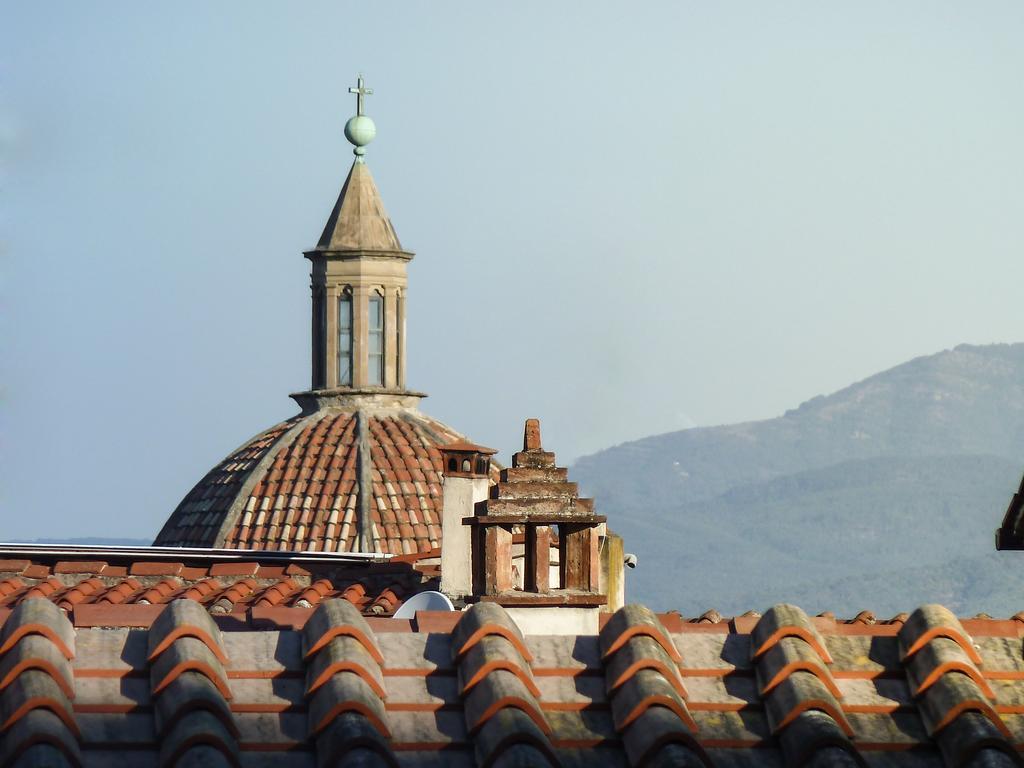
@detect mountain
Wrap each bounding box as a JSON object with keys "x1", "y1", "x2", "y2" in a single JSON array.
[{"x1": 572, "y1": 343, "x2": 1024, "y2": 616}]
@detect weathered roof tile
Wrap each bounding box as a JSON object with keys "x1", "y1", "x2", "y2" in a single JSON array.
[
  {"x1": 763, "y1": 670, "x2": 853, "y2": 737},
  {"x1": 777, "y1": 710, "x2": 865, "y2": 767},
  {"x1": 917, "y1": 672, "x2": 1008, "y2": 738},
  {"x1": 756, "y1": 635, "x2": 842, "y2": 698},
  {"x1": 0, "y1": 709, "x2": 82, "y2": 768},
  {"x1": 751, "y1": 604, "x2": 832, "y2": 664},
  {"x1": 934, "y1": 711, "x2": 1023, "y2": 768},
  {"x1": 307, "y1": 671, "x2": 390, "y2": 738},
  {"x1": 0, "y1": 634, "x2": 75, "y2": 700},
  {"x1": 906, "y1": 637, "x2": 996, "y2": 699},
  {"x1": 314, "y1": 712, "x2": 399, "y2": 768},
  {"x1": 158, "y1": 709, "x2": 240, "y2": 768},
  {"x1": 472, "y1": 708, "x2": 559, "y2": 768},
  {"x1": 599, "y1": 605, "x2": 680, "y2": 663},
  {"x1": 153, "y1": 669, "x2": 238, "y2": 740},
  {"x1": 621, "y1": 706, "x2": 710, "y2": 768},
  {"x1": 0, "y1": 668, "x2": 79, "y2": 736},
  {"x1": 609, "y1": 668, "x2": 698, "y2": 733},
  {"x1": 303, "y1": 598, "x2": 383, "y2": 663},
  {"x1": 457, "y1": 634, "x2": 539, "y2": 698},
  {"x1": 150, "y1": 636, "x2": 232, "y2": 701},
  {"x1": 0, "y1": 599, "x2": 74, "y2": 659},
  {"x1": 463, "y1": 669, "x2": 550, "y2": 736},
  {"x1": 148, "y1": 599, "x2": 227, "y2": 664},
  {"x1": 451, "y1": 603, "x2": 532, "y2": 663},
  {"x1": 899, "y1": 605, "x2": 982, "y2": 665},
  {"x1": 605, "y1": 633, "x2": 687, "y2": 699},
  {"x1": 306, "y1": 635, "x2": 386, "y2": 699}
]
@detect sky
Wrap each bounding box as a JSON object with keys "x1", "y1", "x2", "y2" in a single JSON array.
[{"x1": 2, "y1": 3, "x2": 1023, "y2": 540}]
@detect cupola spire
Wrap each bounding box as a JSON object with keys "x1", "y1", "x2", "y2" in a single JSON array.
[{"x1": 299, "y1": 75, "x2": 418, "y2": 404}]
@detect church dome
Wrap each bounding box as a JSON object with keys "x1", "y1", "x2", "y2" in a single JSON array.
[
  {"x1": 154, "y1": 401, "x2": 495, "y2": 554},
  {"x1": 154, "y1": 78, "x2": 495, "y2": 555}
]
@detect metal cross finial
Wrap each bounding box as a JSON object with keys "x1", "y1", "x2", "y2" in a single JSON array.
[{"x1": 349, "y1": 74, "x2": 373, "y2": 116}]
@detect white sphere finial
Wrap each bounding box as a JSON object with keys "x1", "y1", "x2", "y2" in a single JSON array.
[{"x1": 346, "y1": 74, "x2": 376, "y2": 160}]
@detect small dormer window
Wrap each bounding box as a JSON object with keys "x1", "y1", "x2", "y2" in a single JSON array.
[
  {"x1": 368, "y1": 291, "x2": 384, "y2": 386},
  {"x1": 338, "y1": 289, "x2": 353, "y2": 386}
]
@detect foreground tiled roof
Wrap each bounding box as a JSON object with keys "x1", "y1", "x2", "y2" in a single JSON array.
[
  {"x1": 4, "y1": 596, "x2": 1024, "y2": 766},
  {"x1": 155, "y1": 407, "x2": 498, "y2": 555},
  {"x1": 0, "y1": 546, "x2": 432, "y2": 619}
]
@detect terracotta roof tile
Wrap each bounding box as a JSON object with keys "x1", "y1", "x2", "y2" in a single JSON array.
[
  {"x1": 751, "y1": 603, "x2": 833, "y2": 664},
  {"x1": 0, "y1": 634, "x2": 76, "y2": 700},
  {"x1": 451, "y1": 602, "x2": 532, "y2": 663},
  {"x1": 764, "y1": 670, "x2": 853, "y2": 737},
  {"x1": 150, "y1": 636, "x2": 232, "y2": 700},
  {"x1": 155, "y1": 669, "x2": 238, "y2": 740},
  {"x1": 458, "y1": 635, "x2": 540, "y2": 698},
  {"x1": 1, "y1": 667, "x2": 80, "y2": 737},
  {"x1": 148, "y1": 599, "x2": 227, "y2": 664},
  {"x1": 898, "y1": 603, "x2": 983, "y2": 665},
  {"x1": 22, "y1": 564, "x2": 51, "y2": 579},
  {"x1": 755, "y1": 635, "x2": 842, "y2": 699},
  {"x1": 905, "y1": 637, "x2": 996, "y2": 699},
  {"x1": 599, "y1": 604, "x2": 680, "y2": 663},
  {"x1": 53, "y1": 561, "x2": 108, "y2": 575},
  {"x1": 130, "y1": 561, "x2": 185, "y2": 577},
  {"x1": 0, "y1": 599, "x2": 75, "y2": 659},
  {"x1": 303, "y1": 598, "x2": 383, "y2": 663},
  {"x1": 605, "y1": 633, "x2": 687, "y2": 699},
  {"x1": 307, "y1": 635, "x2": 386, "y2": 699},
  {"x1": 308, "y1": 671, "x2": 390, "y2": 737}
]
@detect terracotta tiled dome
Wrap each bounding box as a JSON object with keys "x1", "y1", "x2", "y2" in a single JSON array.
[{"x1": 155, "y1": 404, "x2": 497, "y2": 554}]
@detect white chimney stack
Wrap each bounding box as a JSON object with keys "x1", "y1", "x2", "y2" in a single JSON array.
[{"x1": 438, "y1": 441, "x2": 496, "y2": 599}]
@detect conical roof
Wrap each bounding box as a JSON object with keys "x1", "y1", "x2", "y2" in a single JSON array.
[{"x1": 316, "y1": 161, "x2": 404, "y2": 252}]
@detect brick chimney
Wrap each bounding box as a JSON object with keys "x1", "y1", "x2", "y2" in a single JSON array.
[
  {"x1": 438, "y1": 440, "x2": 497, "y2": 599},
  {"x1": 467, "y1": 419, "x2": 608, "y2": 634}
]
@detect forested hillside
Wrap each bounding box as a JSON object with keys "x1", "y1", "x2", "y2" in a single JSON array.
[{"x1": 573, "y1": 344, "x2": 1024, "y2": 615}]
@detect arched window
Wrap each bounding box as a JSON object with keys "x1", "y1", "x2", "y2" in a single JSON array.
[
  {"x1": 368, "y1": 291, "x2": 384, "y2": 386},
  {"x1": 312, "y1": 289, "x2": 326, "y2": 389},
  {"x1": 337, "y1": 288, "x2": 353, "y2": 386}
]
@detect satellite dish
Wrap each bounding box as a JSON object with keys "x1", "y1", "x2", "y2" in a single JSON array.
[{"x1": 393, "y1": 590, "x2": 455, "y2": 618}]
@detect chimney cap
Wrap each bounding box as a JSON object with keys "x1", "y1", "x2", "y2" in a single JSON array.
[{"x1": 440, "y1": 440, "x2": 498, "y2": 456}]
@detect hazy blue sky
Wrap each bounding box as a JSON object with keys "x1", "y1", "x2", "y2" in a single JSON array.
[{"x1": 3, "y1": 3, "x2": 1023, "y2": 540}]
